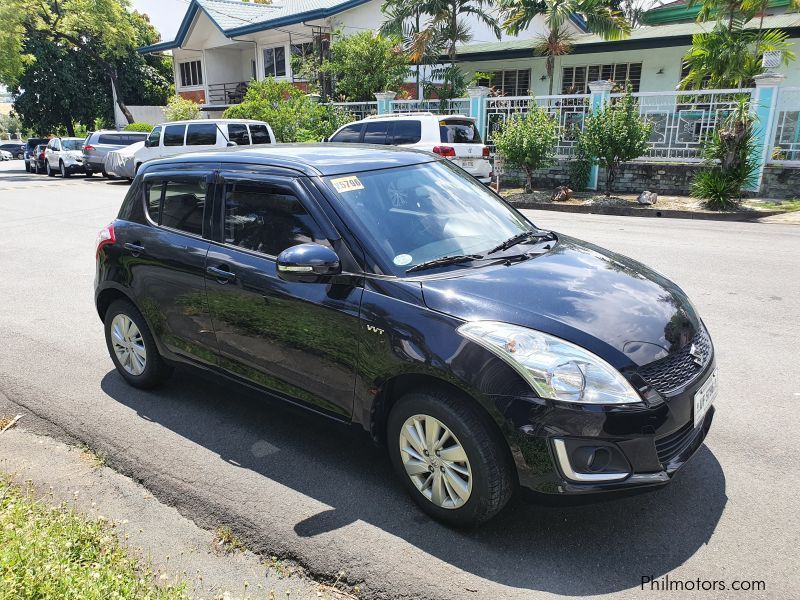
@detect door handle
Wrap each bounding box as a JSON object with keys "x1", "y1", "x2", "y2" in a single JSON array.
[
  {"x1": 207, "y1": 265, "x2": 237, "y2": 282},
  {"x1": 124, "y1": 242, "x2": 145, "y2": 255}
]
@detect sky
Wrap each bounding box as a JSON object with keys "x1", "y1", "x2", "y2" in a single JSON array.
[{"x1": 132, "y1": 0, "x2": 188, "y2": 41}]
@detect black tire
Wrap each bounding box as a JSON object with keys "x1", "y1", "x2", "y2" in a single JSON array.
[
  {"x1": 46, "y1": 161, "x2": 55, "y2": 177},
  {"x1": 102, "y1": 168, "x2": 110, "y2": 178},
  {"x1": 387, "y1": 388, "x2": 514, "y2": 527},
  {"x1": 60, "y1": 161, "x2": 70, "y2": 178},
  {"x1": 104, "y1": 299, "x2": 173, "y2": 389},
  {"x1": 85, "y1": 170, "x2": 93, "y2": 177},
  {"x1": 24, "y1": 162, "x2": 30, "y2": 172}
]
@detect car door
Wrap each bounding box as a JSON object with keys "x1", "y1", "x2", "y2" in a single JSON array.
[
  {"x1": 161, "y1": 124, "x2": 186, "y2": 159},
  {"x1": 47, "y1": 139, "x2": 61, "y2": 168},
  {"x1": 205, "y1": 172, "x2": 363, "y2": 419},
  {"x1": 119, "y1": 168, "x2": 217, "y2": 365},
  {"x1": 139, "y1": 126, "x2": 162, "y2": 163}
]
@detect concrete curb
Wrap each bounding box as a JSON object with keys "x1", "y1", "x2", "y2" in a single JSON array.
[{"x1": 507, "y1": 201, "x2": 784, "y2": 222}]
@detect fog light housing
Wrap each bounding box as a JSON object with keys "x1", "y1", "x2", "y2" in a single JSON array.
[{"x1": 552, "y1": 439, "x2": 631, "y2": 483}]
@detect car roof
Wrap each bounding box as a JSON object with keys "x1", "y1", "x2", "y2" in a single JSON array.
[
  {"x1": 145, "y1": 143, "x2": 438, "y2": 177},
  {"x1": 354, "y1": 113, "x2": 475, "y2": 123},
  {"x1": 158, "y1": 119, "x2": 268, "y2": 125}
]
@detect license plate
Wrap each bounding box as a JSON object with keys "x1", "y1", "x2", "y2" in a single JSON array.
[
  {"x1": 694, "y1": 368, "x2": 717, "y2": 428},
  {"x1": 460, "y1": 160, "x2": 475, "y2": 169}
]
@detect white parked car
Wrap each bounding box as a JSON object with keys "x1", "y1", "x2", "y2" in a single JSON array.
[
  {"x1": 44, "y1": 137, "x2": 85, "y2": 177},
  {"x1": 113, "y1": 119, "x2": 276, "y2": 179},
  {"x1": 0, "y1": 150, "x2": 12, "y2": 161},
  {"x1": 327, "y1": 113, "x2": 492, "y2": 184}
]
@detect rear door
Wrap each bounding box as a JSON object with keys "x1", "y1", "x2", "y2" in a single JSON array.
[
  {"x1": 205, "y1": 172, "x2": 363, "y2": 419},
  {"x1": 120, "y1": 168, "x2": 217, "y2": 365}
]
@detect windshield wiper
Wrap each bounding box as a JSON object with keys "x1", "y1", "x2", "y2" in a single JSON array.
[
  {"x1": 487, "y1": 229, "x2": 554, "y2": 255},
  {"x1": 406, "y1": 254, "x2": 484, "y2": 273}
]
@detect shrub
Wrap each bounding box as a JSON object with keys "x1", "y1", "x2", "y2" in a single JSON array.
[
  {"x1": 576, "y1": 90, "x2": 652, "y2": 194},
  {"x1": 691, "y1": 99, "x2": 756, "y2": 210},
  {"x1": 223, "y1": 79, "x2": 354, "y2": 142},
  {"x1": 124, "y1": 122, "x2": 154, "y2": 132},
  {"x1": 492, "y1": 106, "x2": 558, "y2": 193},
  {"x1": 165, "y1": 95, "x2": 202, "y2": 122}
]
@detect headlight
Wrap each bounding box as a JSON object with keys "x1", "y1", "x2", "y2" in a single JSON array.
[{"x1": 457, "y1": 321, "x2": 641, "y2": 405}]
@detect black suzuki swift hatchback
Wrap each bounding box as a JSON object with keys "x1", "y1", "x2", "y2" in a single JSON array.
[{"x1": 95, "y1": 144, "x2": 716, "y2": 526}]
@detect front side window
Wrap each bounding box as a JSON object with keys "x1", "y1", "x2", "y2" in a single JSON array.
[
  {"x1": 263, "y1": 46, "x2": 287, "y2": 78},
  {"x1": 228, "y1": 123, "x2": 251, "y2": 145},
  {"x1": 323, "y1": 161, "x2": 532, "y2": 276},
  {"x1": 249, "y1": 124, "x2": 272, "y2": 144},
  {"x1": 330, "y1": 124, "x2": 362, "y2": 143},
  {"x1": 179, "y1": 60, "x2": 203, "y2": 88},
  {"x1": 146, "y1": 178, "x2": 207, "y2": 236},
  {"x1": 148, "y1": 126, "x2": 162, "y2": 147},
  {"x1": 223, "y1": 180, "x2": 327, "y2": 257},
  {"x1": 439, "y1": 119, "x2": 481, "y2": 144},
  {"x1": 163, "y1": 125, "x2": 186, "y2": 146},
  {"x1": 186, "y1": 123, "x2": 217, "y2": 146},
  {"x1": 391, "y1": 120, "x2": 421, "y2": 144}
]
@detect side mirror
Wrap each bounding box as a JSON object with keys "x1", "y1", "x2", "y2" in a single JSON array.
[
  {"x1": 322, "y1": 137, "x2": 329, "y2": 143},
  {"x1": 276, "y1": 243, "x2": 341, "y2": 282},
  {"x1": 144, "y1": 138, "x2": 152, "y2": 148},
  {"x1": 227, "y1": 141, "x2": 238, "y2": 147}
]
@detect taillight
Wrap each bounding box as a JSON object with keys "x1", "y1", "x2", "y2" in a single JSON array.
[
  {"x1": 84, "y1": 144, "x2": 95, "y2": 152},
  {"x1": 96, "y1": 223, "x2": 115, "y2": 257},
  {"x1": 432, "y1": 146, "x2": 456, "y2": 157},
  {"x1": 482, "y1": 146, "x2": 490, "y2": 158}
]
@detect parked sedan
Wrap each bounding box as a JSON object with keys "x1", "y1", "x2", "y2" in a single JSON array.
[
  {"x1": 0, "y1": 149, "x2": 12, "y2": 161},
  {"x1": 0, "y1": 142, "x2": 25, "y2": 159},
  {"x1": 95, "y1": 145, "x2": 716, "y2": 527},
  {"x1": 44, "y1": 137, "x2": 85, "y2": 177}
]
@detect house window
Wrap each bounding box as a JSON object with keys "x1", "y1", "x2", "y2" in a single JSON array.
[
  {"x1": 291, "y1": 42, "x2": 314, "y2": 59},
  {"x1": 476, "y1": 70, "x2": 530, "y2": 96},
  {"x1": 179, "y1": 60, "x2": 203, "y2": 88},
  {"x1": 561, "y1": 63, "x2": 642, "y2": 94},
  {"x1": 263, "y1": 46, "x2": 287, "y2": 78}
]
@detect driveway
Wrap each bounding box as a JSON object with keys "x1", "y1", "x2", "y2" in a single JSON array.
[{"x1": 0, "y1": 159, "x2": 798, "y2": 599}]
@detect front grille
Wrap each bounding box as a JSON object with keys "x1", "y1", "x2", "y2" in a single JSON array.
[
  {"x1": 638, "y1": 327, "x2": 712, "y2": 395},
  {"x1": 655, "y1": 422, "x2": 697, "y2": 465}
]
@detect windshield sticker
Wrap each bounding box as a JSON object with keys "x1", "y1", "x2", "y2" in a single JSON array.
[
  {"x1": 330, "y1": 175, "x2": 365, "y2": 193},
  {"x1": 393, "y1": 254, "x2": 413, "y2": 266}
]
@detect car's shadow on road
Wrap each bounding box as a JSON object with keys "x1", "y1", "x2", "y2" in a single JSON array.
[{"x1": 101, "y1": 367, "x2": 727, "y2": 596}]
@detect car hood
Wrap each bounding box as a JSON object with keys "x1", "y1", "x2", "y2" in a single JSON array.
[
  {"x1": 63, "y1": 150, "x2": 83, "y2": 159},
  {"x1": 420, "y1": 235, "x2": 701, "y2": 369},
  {"x1": 121, "y1": 141, "x2": 145, "y2": 158}
]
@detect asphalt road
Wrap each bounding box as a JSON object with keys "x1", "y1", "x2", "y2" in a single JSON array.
[{"x1": 1, "y1": 159, "x2": 798, "y2": 599}]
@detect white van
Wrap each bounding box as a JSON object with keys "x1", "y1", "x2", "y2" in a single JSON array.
[{"x1": 129, "y1": 119, "x2": 275, "y2": 176}]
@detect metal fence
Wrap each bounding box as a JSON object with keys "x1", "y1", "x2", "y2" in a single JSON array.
[
  {"x1": 391, "y1": 98, "x2": 470, "y2": 115},
  {"x1": 329, "y1": 101, "x2": 378, "y2": 120},
  {"x1": 769, "y1": 86, "x2": 800, "y2": 164}
]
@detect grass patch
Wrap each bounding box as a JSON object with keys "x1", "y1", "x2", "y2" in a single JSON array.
[
  {"x1": 0, "y1": 475, "x2": 188, "y2": 599},
  {"x1": 754, "y1": 199, "x2": 800, "y2": 212},
  {"x1": 211, "y1": 526, "x2": 243, "y2": 554},
  {"x1": 80, "y1": 446, "x2": 106, "y2": 469},
  {"x1": 0, "y1": 417, "x2": 13, "y2": 430}
]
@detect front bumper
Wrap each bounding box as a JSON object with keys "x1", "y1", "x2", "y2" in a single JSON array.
[{"x1": 511, "y1": 361, "x2": 716, "y2": 496}]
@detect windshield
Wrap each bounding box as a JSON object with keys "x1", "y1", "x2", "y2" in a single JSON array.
[
  {"x1": 62, "y1": 139, "x2": 84, "y2": 151},
  {"x1": 323, "y1": 161, "x2": 534, "y2": 276}
]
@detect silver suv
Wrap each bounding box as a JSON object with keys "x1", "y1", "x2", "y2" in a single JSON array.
[{"x1": 82, "y1": 130, "x2": 149, "y2": 177}]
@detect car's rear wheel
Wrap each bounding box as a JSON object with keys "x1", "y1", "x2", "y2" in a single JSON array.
[
  {"x1": 102, "y1": 168, "x2": 110, "y2": 178},
  {"x1": 46, "y1": 161, "x2": 55, "y2": 177},
  {"x1": 85, "y1": 170, "x2": 93, "y2": 177},
  {"x1": 60, "y1": 161, "x2": 70, "y2": 178},
  {"x1": 104, "y1": 299, "x2": 173, "y2": 389},
  {"x1": 24, "y1": 162, "x2": 30, "y2": 172},
  {"x1": 387, "y1": 389, "x2": 514, "y2": 527}
]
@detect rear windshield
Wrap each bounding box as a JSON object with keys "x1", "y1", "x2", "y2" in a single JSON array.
[
  {"x1": 62, "y1": 139, "x2": 84, "y2": 151},
  {"x1": 97, "y1": 133, "x2": 147, "y2": 145},
  {"x1": 439, "y1": 119, "x2": 481, "y2": 144},
  {"x1": 27, "y1": 138, "x2": 47, "y2": 149}
]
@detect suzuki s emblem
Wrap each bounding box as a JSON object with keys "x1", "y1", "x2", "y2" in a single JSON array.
[
  {"x1": 689, "y1": 344, "x2": 704, "y2": 367},
  {"x1": 367, "y1": 324, "x2": 384, "y2": 335}
]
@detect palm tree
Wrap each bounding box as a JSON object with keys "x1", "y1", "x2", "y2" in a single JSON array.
[
  {"x1": 381, "y1": 0, "x2": 428, "y2": 97},
  {"x1": 499, "y1": 0, "x2": 631, "y2": 95}
]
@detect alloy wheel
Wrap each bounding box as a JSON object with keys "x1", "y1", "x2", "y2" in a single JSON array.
[
  {"x1": 399, "y1": 414, "x2": 473, "y2": 509},
  {"x1": 110, "y1": 314, "x2": 147, "y2": 376}
]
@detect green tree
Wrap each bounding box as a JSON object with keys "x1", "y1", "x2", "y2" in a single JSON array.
[
  {"x1": 164, "y1": 95, "x2": 202, "y2": 121},
  {"x1": 413, "y1": 0, "x2": 500, "y2": 65},
  {"x1": 223, "y1": 79, "x2": 354, "y2": 142},
  {"x1": 381, "y1": 0, "x2": 429, "y2": 97},
  {"x1": 499, "y1": 0, "x2": 630, "y2": 95},
  {"x1": 575, "y1": 90, "x2": 651, "y2": 193},
  {"x1": 492, "y1": 106, "x2": 559, "y2": 192},
  {"x1": 0, "y1": 0, "x2": 148, "y2": 123},
  {"x1": 323, "y1": 32, "x2": 409, "y2": 101}
]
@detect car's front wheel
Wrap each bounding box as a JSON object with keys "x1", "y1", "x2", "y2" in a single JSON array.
[
  {"x1": 24, "y1": 162, "x2": 30, "y2": 172},
  {"x1": 387, "y1": 389, "x2": 514, "y2": 527},
  {"x1": 104, "y1": 299, "x2": 173, "y2": 389},
  {"x1": 46, "y1": 161, "x2": 55, "y2": 177},
  {"x1": 60, "y1": 161, "x2": 70, "y2": 178}
]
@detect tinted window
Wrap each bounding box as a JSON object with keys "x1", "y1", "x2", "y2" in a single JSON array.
[
  {"x1": 151, "y1": 178, "x2": 207, "y2": 236},
  {"x1": 391, "y1": 120, "x2": 421, "y2": 144},
  {"x1": 148, "y1": 126, "x2": 162, "y2": 147},
  {"x1": 249, "y1": 124, "x2": 272, "y2": 144},
  {"x1": 163, "y1": 125, "x2": 186, "y2": 146},
  {"x1": 62, "y1": 139, "x2": 83, "y2": 151},
  {"x1": 98, "y1": 134, "x2": 126, "y2": 145},
  {"x1": 186, "y1": 123, "x2": 217, "y2": 146},
  {"x1": 228, "y1": 123, "x2": 251, "y2": 145},
  {"x1": 330, "y1": 124, "x2": 362, "y2": 143},
  {"x1": 223, "y1": 180, "x2": 327, "y2": 256},
  {"x1": 439, "y1": 119, "x2": 481, "y2": 144},
  {"x1": 363, "y1": 122, "x2": 389, "y2": 145}
]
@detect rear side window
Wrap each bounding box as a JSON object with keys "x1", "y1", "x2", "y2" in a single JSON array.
[
  {"x1": 330, "y1": 124, "x2": 362, "y2": 143},
  {"x1": 249, "y1": 124, "x2": 272, "y2": 144},
  {"x1": 163, "y1": 125, "x2": 186, "y2": 146},
  {"x1": 391, "y1": 120, "x2": 421, "y2": 144},
  {"x1": 148, "y1": 126, "x2": 162, "y2": 147},
  {"x1": 146, "y1": 178, "x2": 207, "y2": 237},
  {"x1": 363, "y1": 122, "x2": 389, "y2": 145},
  {"x1": 228, "y1": 123, "x2": 251, "y2": 145},
  {"x1": 186, "y1": 123, "x2": 217, "y2": 146},
  {"x1": 440, "y1": 119, "x2": 481, "y2": 144},
  {"x1": 222, "y1": 180, "x2": 328, "y2": 256}
]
